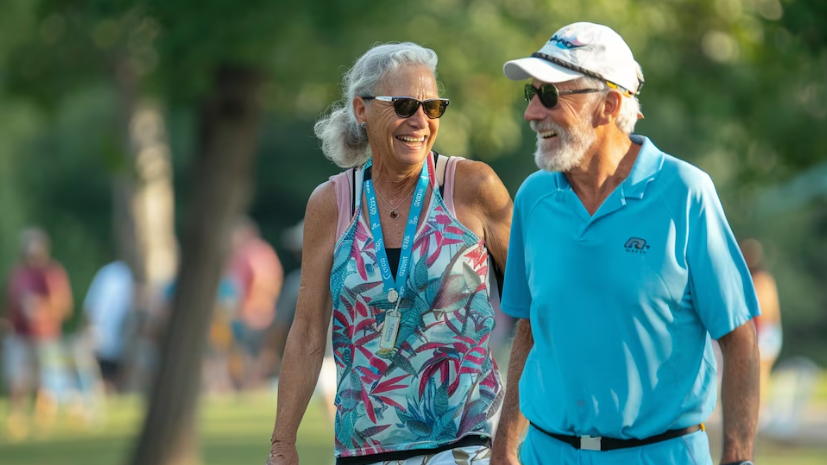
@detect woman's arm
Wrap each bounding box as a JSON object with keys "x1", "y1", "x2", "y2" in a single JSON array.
[
  {"x1": 453, "y1": 160, "x2": 513, "y2": 271},
  {"x1": 268, "y1": 181, "x2": 338, "y2": 464}
]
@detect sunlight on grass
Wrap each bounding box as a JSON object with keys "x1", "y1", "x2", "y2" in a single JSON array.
[{"x1": 0, "y1": 392, "x2": 823, "y2": 465}]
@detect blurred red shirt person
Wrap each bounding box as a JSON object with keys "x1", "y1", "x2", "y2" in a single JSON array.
[
  {"x1": 228, "y1": 218, "x2": 283, "y2": 332},
  {"x1": 1, "y1": 227, "x2": 73, "y2": 438},
  {"x1": 4, "y1": 228, "x2": 73, "y2": 342}
]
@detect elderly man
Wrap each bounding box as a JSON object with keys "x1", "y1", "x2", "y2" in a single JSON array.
[{"x1": 492, "y1": 22, "x2": 760, "y2": 465}]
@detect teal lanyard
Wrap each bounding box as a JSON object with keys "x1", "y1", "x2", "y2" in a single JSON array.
[{"x1": 363, "y1": 158, "x2": 429, "y2": 303}]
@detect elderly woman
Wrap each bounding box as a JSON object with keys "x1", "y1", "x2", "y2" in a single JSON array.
[{"x1": 266, "y1": 43, "x2": 512, "y2": 465}]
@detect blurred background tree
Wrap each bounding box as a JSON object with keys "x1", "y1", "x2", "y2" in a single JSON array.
[{"x1": 0, "y1": 0, "x2": 825, "y2": 464}]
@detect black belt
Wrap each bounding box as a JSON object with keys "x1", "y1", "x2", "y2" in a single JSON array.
[
  {"x1": 336, "y1": 435, "x2": 490, "y2": 465},
  {"x1": 530, "y1": 423, "x2": 703, "y2": 452}
]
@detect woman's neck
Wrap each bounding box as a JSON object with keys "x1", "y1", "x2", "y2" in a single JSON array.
[{"x1": 369, "y1": 154, "x2": 427, "y2": 200}]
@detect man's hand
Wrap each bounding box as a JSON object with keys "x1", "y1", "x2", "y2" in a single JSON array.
[{"x1": 266, "y1": 441, "x2": 299, "y2": 465}]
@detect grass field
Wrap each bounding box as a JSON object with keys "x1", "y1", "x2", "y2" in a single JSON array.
[
  {"x1": 0, "y1": 393, "x2": 332, "y2": 465},
  {"x1": 0, "y1": 392, "x2": 825, "y2": 465}
]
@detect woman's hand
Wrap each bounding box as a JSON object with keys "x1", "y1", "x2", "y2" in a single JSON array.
[{"x1": 265, "y1": 441, "x2": 299, "y2": 465}]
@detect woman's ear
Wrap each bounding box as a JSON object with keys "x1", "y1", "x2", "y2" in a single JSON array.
[{"x1": 353, "y1": 97, "x2": 367, "y2": 124}]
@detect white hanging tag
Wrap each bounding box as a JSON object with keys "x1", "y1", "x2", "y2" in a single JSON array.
[{"x1": 379, "y1": 308, "x2": 401, "y2": 351}]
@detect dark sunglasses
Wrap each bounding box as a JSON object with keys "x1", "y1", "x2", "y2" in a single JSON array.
[
  {"x1": 524, "y1": 83, "x2": 602, "y2": 109},
  {"x1": 361, "y1": 96, "x2": 450, "y2": 119}
]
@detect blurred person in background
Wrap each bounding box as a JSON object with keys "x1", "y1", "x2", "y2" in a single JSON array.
[
  {"x1": 157, "y1": 272, "x2": 239, "y2": 394},
  {"x1": 81, "y1": 260, "x2": 134, "y2": 394},
  {"x1": 495, "y1": 22, "x2": 760, "y2": 465},
  {"x1": 261, "y1": 219, "x2": 339, "y2": 422},
  {"x1": 267, "y1": 42, "x2": 512, "y2": 465},
  {"x1": 61, "y1": 259, "x2": 136, "y2": 426},
  {"x1": 227, "y1": 217, "x2": 283, "y2": 390},
  {"x1": 1, "y1": 227, "x2": 74, "y2": 439},
  {"x1": 740, "y1": 239, "x2": 782, "y2": 413},
  {"x1": 259, "y1": 220, "x2": 304, "y2": 381},
  {"x1": 201, "y1": 276, "x2": 240, "y2": 394}
]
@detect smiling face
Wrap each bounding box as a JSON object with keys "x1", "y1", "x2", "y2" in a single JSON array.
[
  {"x1": 525, "y1": 78, "x2": 600, "y2": 172},
  {"x1": 360, "y1": 64, "x2": 440, "y2": 167}
]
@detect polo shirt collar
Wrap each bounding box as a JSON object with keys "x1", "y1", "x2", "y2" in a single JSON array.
[
  {"x1": 552, "y1": 134, "x2": 664, "y2": 200},
  {"x1": 623, "y1": 134, "x2": 664, "y2": 200}
]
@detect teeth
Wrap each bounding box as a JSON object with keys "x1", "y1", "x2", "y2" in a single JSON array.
[
  {"x1": 399, "y1": 136, "x2": 426, "y2": 142},
  {"x1": 539, "y1": 131, "x2": 557, "y2": 138}
]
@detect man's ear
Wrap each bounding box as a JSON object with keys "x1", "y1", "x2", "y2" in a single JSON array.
[
  {"x1": 353, "y1": 97, "x2": 367, "y2": 124},
  {"x1": 599, "y1": 90, "x2": 623, "y2": 126}
]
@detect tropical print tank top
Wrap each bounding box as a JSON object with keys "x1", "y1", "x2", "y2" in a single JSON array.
[{"x1": 330, "y1": 156, "x2": 504, "y2": 458}]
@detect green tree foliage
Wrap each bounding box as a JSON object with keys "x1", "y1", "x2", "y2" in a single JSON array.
[{"x1": 0, "y1": 0, "x2": 825, "y2": 363}]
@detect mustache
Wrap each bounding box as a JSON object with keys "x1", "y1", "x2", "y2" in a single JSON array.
[{"x1": 530, "y1": 120, "x2": 565, "y2": 135}]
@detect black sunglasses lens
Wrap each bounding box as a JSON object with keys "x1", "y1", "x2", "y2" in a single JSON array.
[
  {"x1": 524, "y1": 84, "x2": 535, "y2": 103},
  {"x1": 525, "y1": 84, "x2": 559, "y2": 108},
  {"x1": 393, "y1": 98, "x2": 420, "y2": 118},
  {"x1": 422, "y1": 100, "x2": 448, "y2": 119},
  {"x1": 538, "y1": 84, "x2": 559, "y2": 108}
]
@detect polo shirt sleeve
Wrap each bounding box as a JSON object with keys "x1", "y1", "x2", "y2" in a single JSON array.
[
  {"x1": 501, "y1": 187, "x2": 532, "y2": 319},
  {"x1": 687, "y1": 174, "x2": 760, "y2": 340}
]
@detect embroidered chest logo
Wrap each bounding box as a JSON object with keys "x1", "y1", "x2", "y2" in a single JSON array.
[{"x1": 624, "y1": 237, "x2": 650, "y2": 254}]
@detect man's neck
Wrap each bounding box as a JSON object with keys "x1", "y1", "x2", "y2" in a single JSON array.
[{"x1": 564, "y1": 133, "x2": 640, "y2": 214}]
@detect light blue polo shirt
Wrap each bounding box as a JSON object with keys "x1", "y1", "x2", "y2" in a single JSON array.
[{"x1": 502, "y1": 135, "x2": 760, "y2": 440}]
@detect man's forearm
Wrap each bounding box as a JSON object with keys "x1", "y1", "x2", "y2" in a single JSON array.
[
  {"x1": 270, "y1": 321, "x2": 327, "y2": 444},
  {"x1": 493, "y1": 318, "x2": 533, "y2": 454},
  {"x1": 719, "y1": 323, "x2": 760, "y2": 463}
]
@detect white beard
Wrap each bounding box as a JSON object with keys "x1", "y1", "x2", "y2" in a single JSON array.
[{"x1": 531, "y1": 118, "x2": 596, "y2": 173}]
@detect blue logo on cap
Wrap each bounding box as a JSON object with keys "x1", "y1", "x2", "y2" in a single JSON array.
[{"x1": 549, "y1": 34, "x2": 587, "y2": 50}]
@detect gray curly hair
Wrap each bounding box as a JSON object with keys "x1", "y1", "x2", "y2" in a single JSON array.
[{"x1": 314, "y1": 43, "x2": 439, "y2": 168}]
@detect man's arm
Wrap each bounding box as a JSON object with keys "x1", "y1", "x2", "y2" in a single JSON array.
[
  {"x1": 491, "y1": 318, "x2": 533, "y2": 463},
  {"x1": 717, "y1": 320, "x2": 760, "y2": 464}
]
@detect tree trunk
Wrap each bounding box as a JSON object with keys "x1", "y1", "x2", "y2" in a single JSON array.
[
  {"x1": 113, "y1": 56, "x2": 178, "y2": 393},
  {"x1": 128, "y1": 65, "x2": 265, "y2": 465},
  {"x1": 114, "y1": 101, "x2": 179, "y2": 296}
]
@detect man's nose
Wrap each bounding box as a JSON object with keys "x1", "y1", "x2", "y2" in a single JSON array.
[{"x1": 524, "y1": 93, "x2": 548, "y2": 121}]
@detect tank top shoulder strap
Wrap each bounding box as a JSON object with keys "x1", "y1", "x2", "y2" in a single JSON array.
[
  {"x1": 330, "y1": 169, "x2": 356, "y2": 241},
  {"x1": 442, "y1": 155, "x2": 465, "y2": 217}
]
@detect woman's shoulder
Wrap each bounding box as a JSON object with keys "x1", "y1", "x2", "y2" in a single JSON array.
[
  {"x1": 301, "y1": 180, "x2": 341, "y2": 252},
  {"x1": 306, "y1": 179, "x2": 338, "y2": 219},
  {"x1": 452, "y1": 158, "x2": 509, "y2": 204}
]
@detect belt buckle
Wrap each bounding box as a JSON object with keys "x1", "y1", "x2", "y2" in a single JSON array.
[{"x1": 580, "y1": 435, "x2": 602, "y2": 451}]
